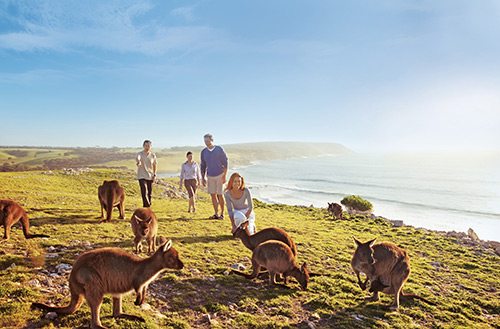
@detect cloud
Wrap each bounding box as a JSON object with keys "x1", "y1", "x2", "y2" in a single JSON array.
[
  {"x1": 171, "y1": 5, "x2": 198, "y2": 22},
  {"x1": 0, "y1": 0, "x2": 222, "y2": 55}
]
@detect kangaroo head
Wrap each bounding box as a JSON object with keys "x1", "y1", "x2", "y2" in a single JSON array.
[
  {"x1": 352, "y1": 236, "x2": 377, "y2": 265},
  {"x1": 233, "y1": 221, "x2": 249, "y2": 238},
  {"x1": 158, "y1": 236, "x2": 184, "y2": 270},
  {"x1": 299, "y1": 262, "x2": 310, "y2": 290},
  {"x1": 134, "y1": 215, "x2": 153, "y2": 236}
]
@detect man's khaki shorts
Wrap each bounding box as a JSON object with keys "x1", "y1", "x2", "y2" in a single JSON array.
[{"x1": 207, "y1": 173, "x2": 224, "y2": 195}]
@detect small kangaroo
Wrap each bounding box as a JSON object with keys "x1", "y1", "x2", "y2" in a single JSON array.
[
  {"x1": 233, "y1": 221, "x2": 297, "y2": 256},
  {"x1": 32, "y1": 237, "x2": 183, "y2": 329},
  {"x1": 131, "y1": 207, "x2": 158, "y2": 254},
  {"x1": 327, "y1": 202, "x2": 343, "y2": 220},
  {"x1": 0, "y1": 199, "x2": 49, "y2": 241},
  {"x1": 98, "y1": 180, "x2": 125, "y2": 222},
  {"x1": 233, "y1": 240, "x2": 309, "y2": 290},
  {"x1": 351, "y1": 237, "x2": 435, "y2": 310}
]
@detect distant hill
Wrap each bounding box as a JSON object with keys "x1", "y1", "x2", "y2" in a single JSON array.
[{"x1": 0, "y1": 142, "x2": 353, "y2": 173}]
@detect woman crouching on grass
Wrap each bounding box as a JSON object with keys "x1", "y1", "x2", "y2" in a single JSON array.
[
  {"x1": 179, "y1": 151, "x2": 201, "y2": 213},
  {"x1": 224, "y1": 173, "x2": 257, "y2": 234}
]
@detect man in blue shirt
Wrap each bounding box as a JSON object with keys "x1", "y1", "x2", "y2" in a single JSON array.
[{"x1": 200, "y1": 134, "x2": 228, "y2": 219}]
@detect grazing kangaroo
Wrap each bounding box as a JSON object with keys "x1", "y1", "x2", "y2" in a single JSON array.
[
  {"x1": 98, "y1": 180, "x2": 125, "y2": 222},
  {"x1": 327, "y1": 202, "x2": 343, "y2": 220},
  {"x1": 233, "y1": 240, "x2": 309, "y2": 290},
  {"x1": 233, "y1": 221, "x2": 297, "y2": 256},
  {"x1": 0, "y1": 199, "x2": 49, "y2": 241},
  {"x1": 131, "y1": 207, "x2": 158, "y2": 254},
  {"x1": 32, "y1": 237, "x2": 183, "y2": 329},
  {"x1": 351, "y1": 237, "x2": 435, "y2": 310}
]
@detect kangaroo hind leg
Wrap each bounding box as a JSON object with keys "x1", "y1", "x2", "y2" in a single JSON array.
[
  {"x1": 84, "y1": 289, "x2": 106, "y2": 329},
  {"x1": 113, "y1": 296, "x2": 145, "y2": 322}
]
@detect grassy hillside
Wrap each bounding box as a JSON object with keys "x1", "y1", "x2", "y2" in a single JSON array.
[
  {"x1": 0, "y1": 170, "x2": 499, "y2": 329},
  {"x1": 0, "y1": 142, "x2": 352, "y2": 174}
]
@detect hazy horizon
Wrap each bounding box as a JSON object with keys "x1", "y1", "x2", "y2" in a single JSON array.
[
  {"x1": 1, "y1": 142, "x2": 499, "y2": 156},
  {"x1": 1, "y1": 1, "x2": 500, "y2": 153}
]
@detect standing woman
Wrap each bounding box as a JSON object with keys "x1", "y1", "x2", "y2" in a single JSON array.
[
  {"x1": 225, "y1": 173, "x2": 257, "y2": 234},
  {"x1": 180, "y1": 151, "x2": 201, "y2": 213}
]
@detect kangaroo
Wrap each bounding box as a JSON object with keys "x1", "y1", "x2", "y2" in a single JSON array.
[
  {"x1": 327, "y1": 202, "x2": 343, "y2": 220},
  {"x1": 131, "y1": 207, "x2": 158, "y2": 254},
  {"x1": 351, "y1": 237, "x2": 435, "y2": 310},
  {"x1": 0, "y1": 199, "x2": 49, "y2": 241},
  {"x1": 233, "y1": 240, "x2": 309, "y2": 290},
  {"x1": 98, "y1": 180, "x2": 125, "y2": 223},
  {"x1": 32, "y1": 237, "x2": 183, "y2": 329},
  {"x1": 233, "y1": 221, "x2": 297, "y2": 256}
]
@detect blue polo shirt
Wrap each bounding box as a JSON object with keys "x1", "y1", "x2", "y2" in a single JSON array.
[{"x1": 200, "y1": 145, "x2": 228, "y2": 177}]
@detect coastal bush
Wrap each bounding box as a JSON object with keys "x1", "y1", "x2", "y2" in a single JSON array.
[{"x1": 341, "y1": 195, "x2": 373, "y2": 212}]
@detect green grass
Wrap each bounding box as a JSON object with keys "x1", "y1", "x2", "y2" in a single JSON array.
[{"x1": 0, "y1": 169, "x2": 499, "y2": 328}]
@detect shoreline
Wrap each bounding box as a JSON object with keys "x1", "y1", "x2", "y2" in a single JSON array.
[
  {"x1": 159, "y1": 153, "x2": 500, "y2": 244},
  {"x1": 156, "y1": 173, "x2": 500, "y2": 250},
  {"x1": 254, "y1": 197, "x2": 500, "y2": 253}
]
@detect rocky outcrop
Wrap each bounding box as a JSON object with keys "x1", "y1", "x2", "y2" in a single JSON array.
[{"x1": 155, "y1": 179, "x2": 189, "y2": 199}]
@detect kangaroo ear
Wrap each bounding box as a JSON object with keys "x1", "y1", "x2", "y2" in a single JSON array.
[
  {"x1": 146, "y1": 216, "x2": 152, "y2": 224},
  {"x1": 162, "y1": 239, "x2": 172, "y2": 252},
  {"x1": 352, "y1": 236, "x2": 362, "y2": 247},
  {"x1": 368, "y1": 238, "x2": 377, "y2": 247}
]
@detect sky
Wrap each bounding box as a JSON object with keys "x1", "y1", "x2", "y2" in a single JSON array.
[{"x1": 1, "y1": 0, "x2": 500, "y2": 152}]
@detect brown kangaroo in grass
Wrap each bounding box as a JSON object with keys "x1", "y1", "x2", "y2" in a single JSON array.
[
  {"x1": 98, "y1": 180, "x2": 125, "y2": 222},
  {"x1": 0, "y1": 199, "x2": 49, "y2": 241},
  {"x1": 131, "y1": 207, "x2": 158, "y2": 254},
  {"x1": 233, "y1": 221, "x2": 297, "y2": 256},
  {"x1": 327, "y1": 202, "x2": 343, "y2": 220},
  {"x1": 351, "y1": 237, "x2": 435, "y2": 310},
  {"x1": 233, "y1": 240, "x2": 309, "y2": 290},
  {"x1": 32, "y1": 237, "x2": 183, "y2": 329}
]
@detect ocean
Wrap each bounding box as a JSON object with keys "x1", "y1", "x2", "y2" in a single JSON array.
[{"x1": 231, "y1": 152, "x2": 500, "y2": 242}]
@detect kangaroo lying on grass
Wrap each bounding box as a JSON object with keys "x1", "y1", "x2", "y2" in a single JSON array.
[
  {"x1": 233, "y1": 240, "x2": 309, "y2": 290},
  {"x1": 351, "y1": 237, "x2": 435, "y2": 310},
  {"x1": 32, "y1": 237, "x2": 183, "y2": 329},
  {"x1": 98, "y1": 180, "x2": 125, "y2": 222},
  {"x1": 131, "y1": 207, "x2": 158, "y2": 254},
  {"x1": 233, "y1": 221, "x2": 297, "y2": 256},
  {"x1": 0, "y1": 199, "x2": 49, "y2": 241}
]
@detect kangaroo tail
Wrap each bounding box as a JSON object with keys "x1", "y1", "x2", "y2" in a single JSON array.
[
  {"x1": 231, "y1": 269, "x2": 256, "y2": 278},
  {"x1": 400, "y1": 293, "x2": 436, "y2": 306},
  {"x1": 32, "y1": 294, "x2": 84, "y2": 315},
  {"x1": 232, "y1": 260, "x2": 262, "y2": 279},
  {"x1": 26, "y1": 233, "x2": 50, "y2": 239}
]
